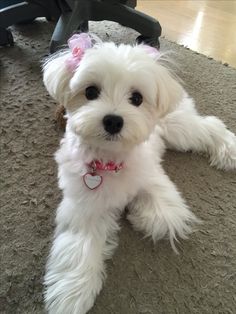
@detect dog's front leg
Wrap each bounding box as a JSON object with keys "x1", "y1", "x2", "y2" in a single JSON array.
[
  {"x1": 127, "y1": 169, "x2": 199, "y2": 251},
  {"x1": 44, "y1": 208, "x2": 120, "y2": 314}
]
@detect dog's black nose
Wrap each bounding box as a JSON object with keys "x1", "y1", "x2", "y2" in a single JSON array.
[{"x1": 103, "y1": 114, "x2": 124, "y2": 135}]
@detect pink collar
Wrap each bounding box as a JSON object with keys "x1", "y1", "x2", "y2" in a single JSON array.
[
  {"x1": 83, "y1": 160, "x2": 124, "y2": 190},
  {"x1": 87, "y1": 160, "x2": 124, "y2": 173}
]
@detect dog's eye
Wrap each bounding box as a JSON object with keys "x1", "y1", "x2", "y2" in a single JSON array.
[
  {"x1": 129, "y1": 91, "x2": 143, "y2": 107},
  {"x1": 85, "y1": 86, "x2": 100, "y2": 100}
]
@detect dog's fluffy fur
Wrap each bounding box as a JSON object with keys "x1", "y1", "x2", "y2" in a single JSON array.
[{"x1": 43, "y1": 40, "x2": 236, "y2": 314}]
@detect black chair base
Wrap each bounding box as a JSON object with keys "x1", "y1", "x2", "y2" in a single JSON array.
[
  {"x1": 50, "y1": 0, "x2": 162, "y2": 52},
  {"x1": 0, "y1": 0, "x2": 161, "y2": 51}
]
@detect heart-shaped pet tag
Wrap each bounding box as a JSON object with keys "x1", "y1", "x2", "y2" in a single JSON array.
[{"x1": 83, "y1": 173, "x2": 103, "y2": 190}]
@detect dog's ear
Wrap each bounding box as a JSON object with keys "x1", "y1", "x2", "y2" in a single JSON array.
[
  {"x1": 43, "y1": 51, "x2": 73, "y2": 107},
  {"x1": 43, "y1": 33, "x2": 100, "y2": 106},
  {"x1": 154, "y1": 62, "x2": 184, "y2": 117},
  {"x1": 140, "y1": 45, "x2": 184, "y2": 117}
]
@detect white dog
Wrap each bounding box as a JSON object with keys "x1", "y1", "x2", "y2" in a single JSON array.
[{"x1": 43, "y1": 33, "x2": 236, "y2": 314}]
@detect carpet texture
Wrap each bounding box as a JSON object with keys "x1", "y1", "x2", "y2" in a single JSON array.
[{"x1": 0, "y1": 20, "x2": 236, "y2": 314}]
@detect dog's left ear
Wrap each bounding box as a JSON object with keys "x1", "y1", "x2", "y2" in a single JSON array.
[
  {"x1": 141, "y1": 45, "x2": 184, "y2": 117},
  {"x1": 154, "y1": 62, "x2": 184, "y2": 117}
]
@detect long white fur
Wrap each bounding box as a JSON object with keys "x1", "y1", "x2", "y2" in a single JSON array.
[{"x1": 43, "y1": 41, "x2": 236, "y2": 314}]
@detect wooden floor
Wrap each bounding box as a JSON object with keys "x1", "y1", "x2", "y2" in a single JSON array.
[{"x1": 137, "y1": 0, "x2": 236, "y2": 67}]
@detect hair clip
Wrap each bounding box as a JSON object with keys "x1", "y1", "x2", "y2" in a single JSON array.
[{"x1": 66, "y1": 33, "x2": 92, "y2": 72}]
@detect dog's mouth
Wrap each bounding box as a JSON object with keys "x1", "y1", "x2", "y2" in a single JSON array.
[{"x1": 103, "y1": 134, "x2": 121, "y2": 142}]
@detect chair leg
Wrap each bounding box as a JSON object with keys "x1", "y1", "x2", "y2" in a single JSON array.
[
  {"x1": 50, "y1": 0, "x2": 161, "y2": 52},
  {"x1": 50, "y1": 0, "x2": 89, "y2": 53},
  {"x1": 79, "y1": 21, "x2": 89, "y2": 32},
  {"x1": 90, "y1": 0, "x2": 161, "y2": 46},
  {"x1": 0, "y1": 2, "x2": 49, "y2": 28},
  {"x1": 0, "y1": 27, "x2": 14, "y2": 46}
]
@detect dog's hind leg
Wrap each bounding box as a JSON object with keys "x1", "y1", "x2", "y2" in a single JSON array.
[{"x1": 160, "y1": 97, "x2": 236, "y2": 170}]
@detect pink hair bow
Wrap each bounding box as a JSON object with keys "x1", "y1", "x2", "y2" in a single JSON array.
[
  {"x1": 66, "y1": 33, "x2": 92, "y2": 72},
  {"x1": 142, "y1": 45, "x2": 160, "y2": 58}
]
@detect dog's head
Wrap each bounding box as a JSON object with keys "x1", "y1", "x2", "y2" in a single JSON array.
[{"x1": 43, "y1": 34, "x2": 183, "y2": 152}]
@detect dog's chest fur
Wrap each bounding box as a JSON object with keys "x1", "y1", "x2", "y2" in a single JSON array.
[{"x1": 55, "y1": 129, "x2": 165, "y2": 217}]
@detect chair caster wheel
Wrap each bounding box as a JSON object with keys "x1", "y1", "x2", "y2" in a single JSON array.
[
  {"x1": 136, "y1": 35, "x2": 160, "y2": 49},
  {"x1": 50, "y1": 40, "x2": 59, "y2": 53},
  {"x1": 7, "y1": 29, "x2": 14, "y2": 46},
  {"x1": 0, "y1": 28, "x2": 14, "y2": 46}
]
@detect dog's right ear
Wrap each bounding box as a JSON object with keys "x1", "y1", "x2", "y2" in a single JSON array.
[{"x1": 43, "y1": 51, "x2": 73, "y2": 107}]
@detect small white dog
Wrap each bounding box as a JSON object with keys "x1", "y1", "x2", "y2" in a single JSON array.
[{"x1": 43, "y1": 33, "x2": 236, "y2": 314}]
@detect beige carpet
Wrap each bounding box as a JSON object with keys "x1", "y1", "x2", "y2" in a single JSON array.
[{"x1": 0, "y1": 20, "x2": 236, "y2": 314}]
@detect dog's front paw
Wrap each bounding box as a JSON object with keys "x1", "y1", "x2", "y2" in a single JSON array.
[
  {"x1": 45, "y1": 271, "x2": 102, "y2": 314},
  {"x1": 44, "y1": 232, "x2": 105, "y2": 314},
  {"x1": 210, "y1": 130, "x2": 236, "y2": 171},
  {"x1": 128, "y1": 192, "x2": 200, "y2": 252}
]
